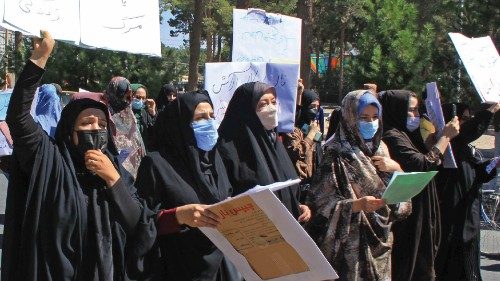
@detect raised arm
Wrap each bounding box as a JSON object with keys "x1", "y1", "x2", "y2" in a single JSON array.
[{"x1": 6, "y1": 32, "x2": 55, "y2": 171}]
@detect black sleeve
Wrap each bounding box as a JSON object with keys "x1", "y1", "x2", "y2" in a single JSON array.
[
  {"x1": 6, "y1": 60, "x2": 46, "y2": 173},
  {"x1": 473, "y1": 159, "x2": 497, "y2": 185},
  {"x1": 107, "y1": 178, "x2": 142, "y2": 233},
  {"x1": 455, "y1": 110, "x2": 493, "y2": 145},
  {"x1": 383, "y1": 130, "x2": 443, "y2": 172}
]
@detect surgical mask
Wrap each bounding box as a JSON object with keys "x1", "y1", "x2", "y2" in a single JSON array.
[
  {"x1": 131, "y1": 98, "x2": 144, "y2": 110},
  {"x1": 75, "y1": 129, "x2": 108, "y2": 156},
  {"x1": 192, "y1": 118, "x2": 219, "y2": 152},
  {"x1": 256, "y1": 104, "x2": 278, "y2": 130},
  {"x1": 358, "y1": 120, "x2": 379, "y2": 140},
  {"x1": 406, "y1": 116, "x2": 420, "y2": 132}
]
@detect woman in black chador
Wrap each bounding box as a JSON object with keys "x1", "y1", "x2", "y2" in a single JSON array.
[
  {"x1": 1, "y1": 32, "x2": 157, "y2": 281},
  {"x1": 135, "y1": 91, "x2": 241, "y2": 280}
]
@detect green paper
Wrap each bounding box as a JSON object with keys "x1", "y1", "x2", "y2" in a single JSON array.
[{"x1": 382, "y1": 171, "x2": 438, "y2": 204}]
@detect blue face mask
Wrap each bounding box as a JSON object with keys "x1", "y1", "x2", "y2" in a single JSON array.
[
  {"x1": 406, "y1": 116, "x2": 420, "y2": 132},
  {"x1": 192, "y1": 118, "x2": 219, "y2": 151},
  {"x1": 131, "y1": 98, "x2": 144, "y2": 110},
  {"x1": 358, "y1": 120, "x2": 379, "y2": 140}
]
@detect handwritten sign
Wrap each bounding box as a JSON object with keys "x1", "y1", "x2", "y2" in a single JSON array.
[
  {"x1": 232, "y1": 8, "x2": 301, "y2": 64},
  {"x1": 80, "y1": 0, "x2": 161, "y2": 56},
  {"x1": 200, "y1": 183, "x2": 337, "y2": 281},
  {"x1": 205, "y1": 62, "x2": 299, "y2": 132},
  {"x1": 0, "y1": 0, "x2": 161, "y2": 56},
  {"x1": 449, "y1": 33, "x2": 500, "y2": 102},
  {"x1": 3, "y1": 0, "x2": 80, "y2": 43}
]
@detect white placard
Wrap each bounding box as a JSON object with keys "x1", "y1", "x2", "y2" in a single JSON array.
[
  {"x1": 205, "y1": 62, "x2": 299, "y2": 132},
  {"x1": 200, "y1": 181, "x2": 337, "y2": 281},
  {"x1": 232, "y1": 8, "x2": 301, "y2": 64},
  {"x1": 3, "y1": 0, "x2": 80, "y2": 42},
  {"x1": 449, "y1": 33, "x2": 500, "y2": 102},
  {"x1": 80, "y1": 0, "x2": 161, "y2": 56}
]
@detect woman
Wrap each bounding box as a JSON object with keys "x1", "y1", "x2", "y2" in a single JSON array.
[
  {"x1": 306, "y1": 90, "x2": 411, "y2": 280},
  {"x1": 155, "y1": 83, "x2": 177, "y2": 114},
  {"x1": 104, "y1": 77, "x2": 145, "y2": 178},
  {"x1": 217, "y1": 82, "x2": 310, "y2": 221},
  {"x1": 379, "y1": 90, "x2": 460, "y2": 281},
  {"x1": 1, "y1": 32, "x2": 157, "y2": 280},
  {"x1": 283, "y1": 90, "x2": 322, "y2": 202},
  {"x1": 435, "y1": 102, "x2": 500, "y2": 281},
  {"x1": 131, "y1": 83, "x2": 156, "y2": 150},
  {"x1": 135, "y1": 91, "x2": 241, "y2": 280}
]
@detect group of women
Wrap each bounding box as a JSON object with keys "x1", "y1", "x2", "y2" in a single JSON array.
[{"x1": 2, "y1": 32, "x2": 498, "y2": 281}]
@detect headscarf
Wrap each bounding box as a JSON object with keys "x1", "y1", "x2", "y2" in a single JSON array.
[
  {"x1": 105, "y1": 76, "x2": 131, "y2": 114},
  {"x1": 379, "y1": 89, "x2": 427, "y2": 152},
  {"x1": 357, "y1": 91, "x2": 382, "y2": 118},
  {"x1": 218, "y1": 82, "x2": 301, "y2": 218},
  {"x1": 296, "y1": 89, "x2": 320, "y2": 128},
  {"x1": 131, "y1": 83, "x2": 147, "y2": 94},
  {"x1": 339, "y1": 90, "x2": 383, "y2": 156},
  {"x1": 155, "y1": 83, "x2": 177, "y2": 113},
  {"x1": 33, "y1": 84, "x2": 62, "y2": 138}
]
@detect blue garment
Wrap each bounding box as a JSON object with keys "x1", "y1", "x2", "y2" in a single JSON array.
[
  {"x1": 33, "y1": 84, "x2": 62, "y2": 138},
  {"x1": 192, "y1": 118, "x2": 219, "y2": 151},
  {"x1": 357, "y1": 92, "x2": 382, "y2": 117}
]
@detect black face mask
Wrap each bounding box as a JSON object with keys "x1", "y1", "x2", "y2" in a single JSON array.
[
  {"x1": 305, "y1": 108, "x2": 319, "y2": 123},
  {"x1": 75, "y1": 129, "x2": 108, "y2": 156}
]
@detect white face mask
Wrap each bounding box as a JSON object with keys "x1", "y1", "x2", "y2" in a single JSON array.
[{"x1": 256, "y1": 104, "x2": 278, "y2": 130}]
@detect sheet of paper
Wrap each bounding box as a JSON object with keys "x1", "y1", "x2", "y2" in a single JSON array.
[
  {"x1": 449, "y1": 33, "x2": 500, "y2": 102},
  {"x1": 382, "y1": 171, "x2": 438, "y2": 204},
  {"x1": 80, "y1": 0, "x2": 161, "y2": 56},
  {"x1": 200, "y1": 188, "x2": 337, "y2": 281},
  {"x1": 3, "y1": 0, "x2": 80, "y2": 42},
  {"x1": 425, "y1": 82, "x2": 457, "y2": 168},
  {"x1": 204, "y1": 62, "x2": 299, "y2": 132},
  {"x1": 232, "y1": 8, "x2": 301, "y2": 64}
]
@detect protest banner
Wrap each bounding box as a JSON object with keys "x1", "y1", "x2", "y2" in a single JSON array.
[
  {"x1": 449, "y1": 33, "x2": 500, "y2": 102},
  {"x1": 0, "y1": 0, "x2": 161, "y2": 56},
  {"x1": 200, "y1": 180, "x2": 337, "y2": 281},
  {"x1": 232, "y1": 8, "x2": 301, "y2": 64},
  {"x1": 205, "y1": 62, "x2": 299, "y2": 132}
]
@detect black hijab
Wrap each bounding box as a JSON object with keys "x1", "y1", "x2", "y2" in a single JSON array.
[
  {"x1": 218, "y1": 82, "x2": 301, "y2": 218},
  {"x1": 296, "y1": 89, "x2": 320, "y2": 128},
  {"x1": 379, "y1": 90, "x2": 427, "y2": 152},
  {"x1": 155, "y1": 83, "x2": 177, "y2": 113},
  {"x1": 136, "y1": 91, "x2": 234, "y2": 280}
]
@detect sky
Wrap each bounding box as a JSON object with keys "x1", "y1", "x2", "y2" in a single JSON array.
[{"x1": 160, "y1": 11, "x2": 188, "y2": 48}]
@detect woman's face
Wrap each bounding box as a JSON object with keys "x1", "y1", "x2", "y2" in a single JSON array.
[
  {"x1": 359, "y1": 105, "x2": 379, "y2": 122},
  {"x1": 408, "y1": 96, "x2": 420, "y2": 118},
  {"x1": 192, "y1": 102, "x2": 214, "y2": 122},
  {"x1": 72, "y1": 108, "x2": 107, "y2": 145},
  {"x1": 310, "y1": 100, "x2": 320, "y2": 109},
  {"x1": 256, "y1": 91, "x2": 277, "y2": 113},
  {"x1": 133, "y1": 88, "x2": 147, "y2": 100}
]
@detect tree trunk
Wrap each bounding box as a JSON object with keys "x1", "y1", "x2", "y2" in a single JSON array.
[
  {"x1": 205, "y1": 8, "x2": 213, "y2": 63},
  {"x1": 297, "y1": 0, "x2": 313, "y2": 88},
  {"x1": 188, "y1": 0, "x2": 203, "y2": 91},
  {"x1": 338, "y1": 25, "x2": 345, "y2": 103},
  {"x1": 217, "y1": 35, "x2": 222, "y2": 61}
]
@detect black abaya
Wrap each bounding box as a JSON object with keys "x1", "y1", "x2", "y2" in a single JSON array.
[
  {"x1": 435, "y1": 104, "x2": 496, "y2": 281},
  {"x1": 379, "y1": 90, "x2": 442, "y2": 281},
  {"x1": 135, "y1": 91, "x2": 240, "y2": 281},
  {"x1": 1, "y1": 60, "x2": 157, "y2": 281},
  {"x1": 217, "y1": 82, "x2": 301, "y2": 219}
]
